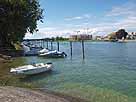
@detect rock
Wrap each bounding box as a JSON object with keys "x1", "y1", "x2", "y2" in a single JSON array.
[{"x1": 0, "y1": 54, "x2": 11, "y2": 60}]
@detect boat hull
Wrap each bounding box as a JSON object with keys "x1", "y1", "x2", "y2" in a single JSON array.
[
  {"x1": 20, "y1": 67, "x2": 52, "y2": 75},
  {"x1": 10, "y1": 63, "x2": 53, "y2": 75},
  {"x1": 39, "y1": 53, "x2": 65, "y2": 58}
]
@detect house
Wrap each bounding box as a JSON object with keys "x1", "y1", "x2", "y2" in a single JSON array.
[{"x1": 69, "y1": 34, "x2": 92, "y2": 41}]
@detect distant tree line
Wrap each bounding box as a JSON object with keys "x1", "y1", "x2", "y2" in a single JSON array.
[
  {"x1": 51, "y1": 37, "x2": 69, "y2": 41},
  {"x1": 0, "y1": 0, "x2": 43, "y2": 49}
]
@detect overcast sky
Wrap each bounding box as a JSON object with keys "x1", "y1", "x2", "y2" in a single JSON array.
[{"x1": 25, "y1": 0, "x2": 136, "y2": 39}]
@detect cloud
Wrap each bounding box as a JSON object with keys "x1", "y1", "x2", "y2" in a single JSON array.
[
  {"x1": 39, "y1": 27, "x2": 56, "y2": 31},
  {"x1": 25, "y1": 1, "x2": 136, "y2": 39},
  {"x1": 65, "y1": 14, "x2": 91, "y2": 21},
  {"x1": 25, "y1": 14, "x2": 136, "y2": 39},
  {"x1": 107, "y1": 1, "x2": 136, "y2": 17},
  {"x1": 117, "y1": 16, "x2": 136, "y2": 29}
]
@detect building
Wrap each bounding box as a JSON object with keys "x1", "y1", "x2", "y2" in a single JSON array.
[
  {"x1": 127, "y1": 32, "x2": 136, "y2": 40},
  {"x1": 94, "y1": 36, "x2": 104, "y2": 40},
  {"x1": 69, "y1": 34, "x2": 92, "y2": 41}
]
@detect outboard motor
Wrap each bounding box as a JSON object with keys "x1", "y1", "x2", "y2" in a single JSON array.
[{"x1": 62, "y1": 52, "x2": 67, "y2": 57}]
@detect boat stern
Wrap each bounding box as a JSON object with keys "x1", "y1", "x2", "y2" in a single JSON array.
[
  {"x1": 46, "y1": 62, "x2": 53, "y2": 70},
  {"x1": 10, "y1": 68, "x2": 24, "y2": 75},
  {"x1": 10, "y1": 68, "x2": 18, "y2": 74}
]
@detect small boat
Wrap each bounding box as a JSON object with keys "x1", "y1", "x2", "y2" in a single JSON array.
[
  {"x1": 25, "y1": 47, "x2": 43, "y2": 56},
  {"x1": 118, "y1": 39, "x2": 126, "y2": 43},
  {"x1": 110, "y1": 39, "x2": 118, "y2": 42},
  {"x1": 39, "y1": 50, "x2": 67, "y2": 58},
  {"x1": 10, "y1": 62, "x2": 53, "y2": 75},
  {"x1": 38, "y1": 48, "x2": 50, "y2": 54},
  {"x1": 22, "y1": 43, "x2": 43, "y2": 56}
]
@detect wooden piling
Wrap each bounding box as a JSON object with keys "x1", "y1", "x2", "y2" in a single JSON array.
[
  {"x1": 70, "y1": 41, "x2": 72, "y2": 57},
  {"x1": 41, "y1": 40, "x2": 42, "y2": 47},
  {"x1": 57, "y1": 41, "x2": 59, "y2": 51},
  {"x1": 51, "y1": 41, "x2": 53, "y2": 50},
  {"x1": 42, "y1": 40, "x2": 44, "y2": 48},
  {"x1": 43, "y1": 40, "x2": 45, "y2": 48},
  {"x1": 81, "y1": 40, "x2": 85, "y2": 59},
  {"x1": 47, "y1": 41, "x2": 48, "y2": 48}
]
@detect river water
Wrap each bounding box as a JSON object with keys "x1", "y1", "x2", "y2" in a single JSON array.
[{"x1": 1, "y1": 42, "x2": 136, "y2": 102}]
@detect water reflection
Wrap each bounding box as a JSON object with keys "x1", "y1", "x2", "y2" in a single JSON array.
[{"x1": 20, "y1": 70, "x2": 58, "y2": 83}]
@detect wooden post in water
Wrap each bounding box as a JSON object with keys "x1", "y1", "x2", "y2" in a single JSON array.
[
  {"x1": 42, "y1": 40, "x2": 43, "y2": 48},
  {"x1": 70, "y1": 41, "x2": 72, "y2": 57},
  {"x1": 57, "y1": 41, "x2": 59, "y2": 51},
  {"x1": 41, "y1": 40, "x2": 43, "y2": 47},
  {"x1": 81, "y1": 40, "x2": 85, "y2": 59},
  {"x1": 43, "y1": 40, "x2": 45, "y2": 48},
  {"x1": 39, "y1": 40, "x2": 41, "y2": 47},
  {"x1": 51, "y1": 41, "x2": 53, "y2": 50},
  {"x1": 47, "y1": 41, "x2": 48, "y2": 49}
]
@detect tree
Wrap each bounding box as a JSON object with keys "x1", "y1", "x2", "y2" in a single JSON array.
[
  {"x1": 0, "y1": 0, "x2": 43, "y2": 48},
  {"x1": 116, "y1": 29, "x2": 128, "y2": 39},
  {"x1": 108, "y1": 29, "x2": 128, "y2": 40},
  {"x1": 108, "y1": 32, "x2": 117, "y2": 40}
]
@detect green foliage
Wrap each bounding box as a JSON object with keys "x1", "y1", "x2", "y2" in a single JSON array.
[
  {"x1": 108, "y1": 29, "x2": 128, "y2": 40},
  {"x1": 0, "y1": 0, "x2": 43, "y2": 47},
  {"x1": 116, "y1": 29, "x2": 128, "y2": 39},
  {"x1": 55, "y1": 36, "x2": 69, "y2": 41},
  {"x1": 108, "y1": 32, "x2": 116, "y2": 40}
]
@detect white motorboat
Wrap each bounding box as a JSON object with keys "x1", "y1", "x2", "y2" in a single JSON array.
[
  {"x1": 38, "y1": 48, "x2": 50, "y2": 54},
  {"x1": 117, "y1": 37, "x2": 126, "y2": 43},
  {"x1": 39, "y1": 50, "x2": 67, "y2": 58},
  {"x1": 22, "y1": 43, "x2": 43, "y2": 56},
  {"x1": 118, "y1": 39, "x2": 126, "y2": 43},
  {"x1": 10, "y1": 62, "x2": 53, "y2": 75},
  {"x1": 24, "y1": 46, "x2": 43, "y2": 56}
]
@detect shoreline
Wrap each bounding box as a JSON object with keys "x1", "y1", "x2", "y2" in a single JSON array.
[
  {"x1": 0, "y1": 86, "x2": 88, "y2": 102},
  {"x1": 34, "y1": 88, "x2": 89, "y2": 102}
]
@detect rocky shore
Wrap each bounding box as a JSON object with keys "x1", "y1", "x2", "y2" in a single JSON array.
[
  {"x1": 0, "y1": 86, "x2": 88, "y2": 102},
  {"x1": 0, "y1": 54, "x2": 12, "y2": 63}
]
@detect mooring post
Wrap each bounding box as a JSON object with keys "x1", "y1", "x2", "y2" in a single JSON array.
[
  {"x1": 57, "y1": 41, "x2": 59, "y2": 51},
  {"x1": 40, "y1": 40, "x2": 42, "y2": 47},
  {"x1": 51, "y1": 41, "x2": 53, "y2": 50},
  {"x1": 41, "y1": 40, "x2": 43, "y2": 47},
  {"x1": 81, "y1": 40, "x2": 85, "y2": 59},
  {"x1": 43, "y1": 40, "x2": 45, "y2": 48},
  {"x1": 42, "y1": 40, "x2": 44, "y2": 48},
  {"x1": 47, "y1": 41, "x2": 48, "y2": 49},
  {"x1": 70, "y1": 41, "x2": 72, "y2": 57}
]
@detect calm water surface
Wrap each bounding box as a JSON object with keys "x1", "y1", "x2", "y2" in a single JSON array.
[{"x1": 1, "y1": 42, "x2": 136, "y2": 101}]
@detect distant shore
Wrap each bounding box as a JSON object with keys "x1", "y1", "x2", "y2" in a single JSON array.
[
  {"x1": 0, "y1": 86, "x2": 88, "y2": 102},
  {"x1": 125, "y1": 40, "x2": 136, "y2": 42}
]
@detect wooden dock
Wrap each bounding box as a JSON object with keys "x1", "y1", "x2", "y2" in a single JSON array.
[{"x1": 23, "y1": 39, "x2": 85, "y2": 59}]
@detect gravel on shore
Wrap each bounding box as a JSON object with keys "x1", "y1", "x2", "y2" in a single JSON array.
[{"x1": 0, "y1": 86, "x2": 88, "y2": 102}]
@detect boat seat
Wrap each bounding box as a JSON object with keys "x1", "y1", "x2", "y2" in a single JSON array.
[{"x1": 40, "y1": 63, "x2": 45, "y2": 66}]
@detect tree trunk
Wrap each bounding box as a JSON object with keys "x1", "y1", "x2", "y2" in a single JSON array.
[{"x1": 0, "y1": 32, "x2": 13, "y2": 48}]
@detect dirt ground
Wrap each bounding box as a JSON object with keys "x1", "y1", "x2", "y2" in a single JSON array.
[{"x1": 0, "y1": 86, "x2": 88, "y2": 102}]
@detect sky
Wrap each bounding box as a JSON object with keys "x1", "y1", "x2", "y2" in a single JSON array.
[{"x1": 25, "y1": 0, "x2": 136, "y2": 39}]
